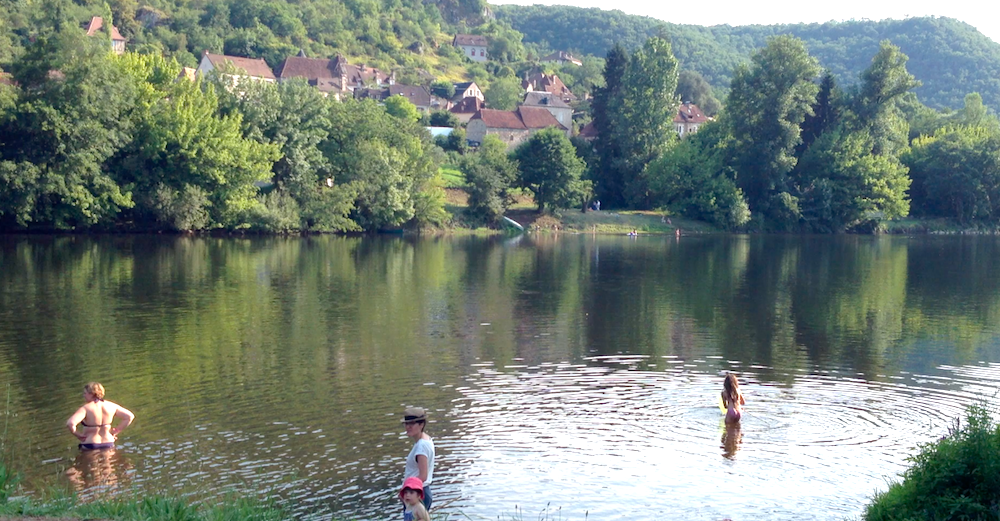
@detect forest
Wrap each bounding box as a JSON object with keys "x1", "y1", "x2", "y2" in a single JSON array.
[{"x1": 495, "y1": 5, "x2": 1000, "y2": 110}]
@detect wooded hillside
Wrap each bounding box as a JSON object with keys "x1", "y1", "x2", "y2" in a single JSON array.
[{"x1": 495, "y1": 5, "x2": 1000, "y2": 110}]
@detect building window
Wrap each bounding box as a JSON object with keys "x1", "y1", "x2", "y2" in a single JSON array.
[
  {"x1": 480, "y1": 50, "x2": 485, "y2": 57},
  {"x1": 470, "y1": 49, "x2": 475, "y2": 56}
]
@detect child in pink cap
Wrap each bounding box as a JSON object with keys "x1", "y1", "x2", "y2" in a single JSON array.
[{"x1": 400, "y1": 476, "x2": 430, "y2": 521}]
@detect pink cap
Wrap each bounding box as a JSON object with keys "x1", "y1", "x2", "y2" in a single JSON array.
[{"x1": 399, "y1": 476, "x2": 424, "y2": 500}]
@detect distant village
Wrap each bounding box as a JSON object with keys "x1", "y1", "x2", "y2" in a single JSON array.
[{"x1": 86, "y1": 16, "x2": 711, "y2": 150}]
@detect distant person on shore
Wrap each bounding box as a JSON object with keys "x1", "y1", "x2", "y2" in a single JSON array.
[
  {"x1": 721, "y1": 373, "x2": 745, "y2": 424},
  {"x1": 628, "y1": 229, "x2": 638, "y2": 237},
  {"x1": 66, "y1": 382, "x2": 135, "y2": 450},
  {"x1": 402, "y1": 406, "x2": 435, "y2": 510},
  {"x1": 400, "y1": 476, "x2": 431, "y2": 521}
]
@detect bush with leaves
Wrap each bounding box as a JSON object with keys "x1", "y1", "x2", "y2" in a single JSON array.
[
  {"x1": 462, "y1": 134, "x2": 519, "y2": 224},
  {"x1": 864, "y1": 404, "x2": 1000, "y2": 521}
]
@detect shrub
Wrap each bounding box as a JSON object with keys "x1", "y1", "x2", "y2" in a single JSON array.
[{"x1": 864, "y1": 403, "x2": 1000, "y2": 521}]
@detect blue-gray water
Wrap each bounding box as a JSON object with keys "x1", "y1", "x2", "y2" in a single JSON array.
[{"x1": 2, "y1": 233, "x2": 1000, "y2": 520}]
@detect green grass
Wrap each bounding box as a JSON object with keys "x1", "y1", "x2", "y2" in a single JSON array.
[
  {"x1": 557, "y1": 210, "x2": 717, "y2": 234},
  {"x1": 0, "y1": 461, "x2": 299, "y2": 521},
  {"x1": 863, "y1": 403, "x2": 1000, "y2": 521},
  {"x1": 884, "y1": 217, "x2": 1000, "y2": 234},
  {"x1": 439, "y1": 165, "x2": 466, "y2": 188}
]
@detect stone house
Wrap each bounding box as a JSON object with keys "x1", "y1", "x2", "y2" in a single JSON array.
[
  {"x1": 522, "y1": 91, "x2": 573, "y2": 137},
  {"x1": 197, "y1": 52, "x2": 276, "y2": 85},
  {"x1": 83, "y1": 16, "x2": 126, "y2": 55},
  {"x1": 449, "y1": 96, "x2": 486, "y2": 124},
  {"x1": 540, "y1": 51, "x2": 582, "y2": 66},
  {"x1": 522, "y1": 71, "x2": 576, "y2": 103},
  {"x1": 466, "y1": 107, "x2": 568, "y2": 149},
  {"x1": 674, "y1": 102, "x2": 710, "y2": 137},
  {"x1": 453, "y1": 34, "x2": 489, "y2": 62},
  {"x1": 355, "y1": 84, "x2": 443, "y2": 112}
]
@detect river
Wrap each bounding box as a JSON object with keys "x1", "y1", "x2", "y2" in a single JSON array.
[{"x1": 1, "y1": 233, "x2": 999, "y2": 520}]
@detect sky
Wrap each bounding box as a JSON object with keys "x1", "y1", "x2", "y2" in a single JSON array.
[{"x1": 490, "y1": 0, "x2": 1000, "y2": 45}]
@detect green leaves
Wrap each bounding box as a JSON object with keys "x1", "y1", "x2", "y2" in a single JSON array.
[
  {"x1": 591, "y1": 37, "x2": 679, "y2": 209},
  {"x1": 726, "y1": 35, "x2": 820, "y2": 227},
  {"x1": 513, "y1": 128, "x2": 590, "y2": 211}
]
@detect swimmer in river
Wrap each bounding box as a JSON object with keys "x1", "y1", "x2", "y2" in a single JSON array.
[
  {"x1": 66, "y1": 382, "x2": 135, "y2": 450},
  {"x1": 721, "y1": 373, "x2": 745, "y2": 424}
]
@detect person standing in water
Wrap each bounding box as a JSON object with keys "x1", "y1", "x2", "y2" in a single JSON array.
[
  {"x1": 402, "y1": 407, "x2": 435, "y2": 510},
  {"x1": 66, "y1": 382, "x2": 135, "y2": 450},
  {"x1": 400, "y1": 477, "x2": 430, "y2": 521},
  {"x1": 721, "y1": 373, "x2": 745, "y2": 424}
]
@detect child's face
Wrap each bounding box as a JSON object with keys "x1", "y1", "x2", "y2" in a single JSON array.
[{"x1": 402, "y1": 489, "x2": 421, "y2": 505}]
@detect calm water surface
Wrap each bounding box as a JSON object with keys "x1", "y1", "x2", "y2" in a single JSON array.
[{"x1": 2, "y1": 234, "x2": 1000, "y2": 520}]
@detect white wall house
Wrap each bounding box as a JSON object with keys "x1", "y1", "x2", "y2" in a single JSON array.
[{"x1": 453, "y1": 34, "x2": 488, "y2": 63}]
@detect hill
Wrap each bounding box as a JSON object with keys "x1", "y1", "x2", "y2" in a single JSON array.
[{"x1": 495, "y1": 4, "x2": 1000, "y2": 110}]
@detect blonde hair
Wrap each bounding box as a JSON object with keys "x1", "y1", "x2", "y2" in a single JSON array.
[{"x1": 84, "y1": 382, "x2": 105, "y2": 401}]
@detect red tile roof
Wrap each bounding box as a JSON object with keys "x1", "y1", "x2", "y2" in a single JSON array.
[
  {"x1": 674, "y1": 103, "x2": 709, "y2": 124},
  {"x1": 474, "y1": 108, "x2": 525, "y2": 129},
  {"x1": 518, "y1": 106, "x2": 565, "y2": 129},
  {"x1": 471, "y1": 107, "x2": 567, "y2": 130},
  {"x1": 449, "y1": 96, "x2": 485, "y2": 114},
  {"x1": 579, "y1": 121, "x2": 597, "y2": 140},
  {"x1": 275, "y1": 56, "x2": 342, "y2": 80},
  {"x1": 523, "y1": 71, "x2": 576, "y2": 101},
  {"x1": 454, "y1": 34, "x2": 488, "y2": 46},
  {"x1": 83, "y1": 16, "x2": 125, "y2": 42},
  {"x1": 204, "y1": 52, "x2": 276, "y2": 80}
]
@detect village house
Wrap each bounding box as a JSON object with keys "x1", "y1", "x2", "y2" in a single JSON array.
[
  {"x1": 83, "y1": 16, "x2": 126, "y2": 55},
  {"x1": 274, "y1": 53, "x2": 392, "y2": 98},
  {"x1": 675, "y1": 102, "x2": 710, "y2": 137},
  {"x1": 355, "y1": 84, "x2": 444, "y2": 112},
  {"x1": 466, "y1": 107, "x2": 568, "y2": 149},
  {"x1": 453, "y1": 34, "x2": 489, "y2": 63},
  {"x1": 452, "y1": 81, "x2": 484, "y2": 102},
  {"x1": 449, "y1": 96, "x2": 487, "y2": 124},
  {"x1": 197, "y1": 52, "x2": 276, "y2": 85},
  {"x1": 521, "y1": 91, "x2": 572, "y2": 137},
  {"x1": 522, "y1": 71, "x2": 576, "y2": 103},
  {"x1": 540, "y1": 51, "x2": 582, "y2": 67},
  {"x1": 578, "y1": 121, "x2": 597, "y2": 142}
]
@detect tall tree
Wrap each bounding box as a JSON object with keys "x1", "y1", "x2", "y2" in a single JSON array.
[
  {"x1": 725, "y1": 35, "x2": 820, "y2": 228},
  {"x1": 613, "y1": 36, "x2": 680, "y2": 208},
  {"x1": 513, "y1": 128, "x2": 590, "y2": 211},
  {"x1": 797, "y1": 71, "x2": 842, "y2": 158},
  {"x1": 590, "y1": 37, "x2": 679, "y2": 209},
  {"x1": 851, "y1": 40, "x2": 920, "y2": 156},
  {"x1": 590, "y1": 42, "x2": 629, "y2": 208}
]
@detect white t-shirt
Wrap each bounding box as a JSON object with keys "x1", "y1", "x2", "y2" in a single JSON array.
[{"x1": 404, "y1": 438, "x2": 435, "y2": 486}]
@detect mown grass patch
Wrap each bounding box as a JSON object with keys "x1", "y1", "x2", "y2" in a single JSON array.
[
  {"x1": 557, "y1": 210, "x2": 716, "y2": 234},
  {"x1": 438, "y1": 166, "x2": 466, "y2": 188}
]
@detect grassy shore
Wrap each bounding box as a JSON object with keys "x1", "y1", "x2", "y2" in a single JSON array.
[{"x1": 0, "y1": 463, "x2": 295, "y2": 521}]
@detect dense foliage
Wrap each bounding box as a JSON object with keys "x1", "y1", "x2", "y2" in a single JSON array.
[
  {"x1": 864, "y1": 404, "x2": 1000, "y2": 521},
  {"x1": 496, "y1": 5, "x2": 1000, "y2": 110},
  {"x1": 0, "y1": 30, "x2": 446, "y2": 232}
]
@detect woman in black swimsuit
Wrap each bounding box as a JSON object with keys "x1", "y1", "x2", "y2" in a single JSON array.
[{"x1": 66, "y1": 382, "x2": 135, "y2": 450}]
